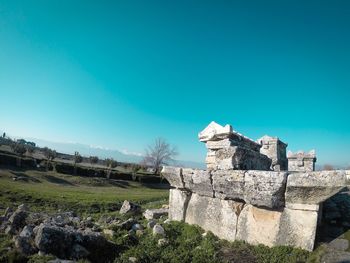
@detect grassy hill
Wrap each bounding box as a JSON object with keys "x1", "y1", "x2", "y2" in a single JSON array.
[{"x1": 0, "y1": 167, "x2": 169, "y2": 216}]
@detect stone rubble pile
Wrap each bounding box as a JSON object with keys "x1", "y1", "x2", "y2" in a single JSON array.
[
  {"x1": 162, "y1": 121, "x2": 350, "y2": 251},
  {"x1": 0, "y1": 204, "x2": 119, "y2": 262},
  {"x1": 0, "y1": 202, "x2": 169, "y2": 262}
]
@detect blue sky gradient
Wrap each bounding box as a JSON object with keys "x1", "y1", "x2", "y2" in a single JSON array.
[{"x1": 0, "y1": 0, "x2": 349, "y2": 166}]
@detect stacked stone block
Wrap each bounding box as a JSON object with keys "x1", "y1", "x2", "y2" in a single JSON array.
[
  {"x1": 287, "y1": 150, "x2": 316, "y2": 172},
  {"x1": 199, "y1": 122, "x2": 271, "y2": 170},
  {"x1": 162, "y1": 166, "x2": 349, "y2": 251},
  {"x1": 257, "y1": 135, "x2": 288, "y2": 171},
  {"x1": 161, "y1": 121, "x2": 350, "y2": 251}
]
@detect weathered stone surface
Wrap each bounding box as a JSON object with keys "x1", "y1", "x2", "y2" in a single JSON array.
[
  {"x1": 9, "y1": 208, "x2": 28, "y2": 232},
  {"x1": 168, "y1": 189, "x2": 191, "y2": 221},
  {"x1": 214, "y1": 146, "x2": 271, "y2": 170},
  {"x1": 213, "y1": 170, "x2": 287, "y2": 209},
  {"x1": 14, "y1": 236, "x2": 37, "y2": 255},
  {"x1": 285, "y1": 170, "x2": 347, "y2": 204},
  {"x1": 71, "y1": 243, "x2": 90, "y2": 259},
  {"x1": 20, "y1": 225, "x2": 34, "y2": 238},
  {"x1": 285, "y1": 203, "x2": 319, "y2": 211},
  {"x1": 35, "y1": 224, "x2": 74, "y2": 259},
  {"x1": 244, "y1": 171, "x2": 287, "y2": 208},
  {"x1": 182, "y1": 168, "x2": 213, "y2": 197},
  {"x1": 321, "y1": 250, "x2": 350, "y2": 263},
  {"x1": 119, "y1": 200, "x2": 141, "y2": 215},
  {"x1": 212, "y1": 170, "x2": 245, "y2": 200},
  {"x1": 236, "y1": 205, "x2": 282, "y2": 247},
  {"x1": 257, "y1": 135, "x2": 288, "y2": 171},
  {"x1": 328, "y1": 239, "x2": 349, "y2": 251},
  {"x1": 143, "y1": 208, "x2": 168, "y2": 220},
  {"x1": 287, "y1": 150, "x2": 316, "y2": 172},
  {"x1": 147, "y1": 220, "x2": 156, "y2": 229},
  {"x1": 198, "y1": 121, "x2": 232, "y2": 142},
  {"x1": 152, "y1": 224, "x2": 165, "y2": 236},
  {"x1": 276, "y1": 208, "x2": 318, "y2": 251},
  {"x1": 185, "y1": 193, "x2": 243, "y2": 241},
  {"x1": 206, "y1": 138, "x2": 234, "y2": 149},
  {"x1": 161, "y1": 166, "x2": 184, "y2": 188},
  {"x1": 118, "y1": 218, "x2": 137, "y2": 230}
]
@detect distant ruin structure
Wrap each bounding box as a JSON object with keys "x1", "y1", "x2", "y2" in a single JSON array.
[
  {"x1": 287, "y1": 150, "x2": 317, "y2": 172},
  {"x1": 162, "y1": 121, "x2": 350, "y2": 251}
]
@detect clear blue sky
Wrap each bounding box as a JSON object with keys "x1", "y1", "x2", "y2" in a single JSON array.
[{"x1": 0, "y1": 0, "x2": 349, "y2": 166}]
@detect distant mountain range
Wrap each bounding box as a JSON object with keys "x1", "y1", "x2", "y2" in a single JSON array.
[{"x1": 17, "y1": 137, "x2": 206, "y2": 169}]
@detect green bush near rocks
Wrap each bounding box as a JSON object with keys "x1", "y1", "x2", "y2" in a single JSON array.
[{"x1": 114, "y1": 221, "x2": 311, "y2": 263}]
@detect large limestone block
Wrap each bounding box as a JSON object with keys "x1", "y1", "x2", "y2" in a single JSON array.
[
  {"x1": 276, "y1": 208, "x2": 318, "y2": 251},
  {"x1": 212, "y1": 170, "x2": 287, "y2": 209},
  {"x1": 236, "y1": 205, "x2": 282, "y2": 247},
  {"x1": 212, "y1": 170, "x2": 245, "y2": 200},
  {"x1": 206, "y1": 138, "x2": 234, "y2": 150},
  {"x1": 185, "y1": 193, "x2": 243, "y2": 241},
  {"x1": 244, "y1": 171, "x2": 287, "y2": 209},
  {"x1": 285, "y1": 170, "x2": 347, "y2": 204},
  {"x1": 214, "y1": 146, "x2": 271, "y2": 170},
  {"x1": 182, "y1": 168, "x2": 213, "y2": 197},
  {"x1": 161, "y1": 166, "x2": 184, "y2": 189},
  {"x1": 168, "y1": 189, "x2": 191, "y2": 221}
]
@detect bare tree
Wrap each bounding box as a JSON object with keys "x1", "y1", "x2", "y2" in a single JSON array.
[
  {"x1": 142, "y1": 137, "x2": 178, "y2": 174},
  {"x1": 11, "y1": 142, "x2": 26, "y2": 167},
  {"x1": 73, "y1": 151, "x2": 83, "y2": 175},
  {"x1": 89, "y1": 156, "x2": 99, "y2": 168},
  {"x1": 105, "y1": 158, "x2": 118, "y2": 179},
  {"x1": 323, "y1": 164, "x2": 334, "y2": 171},
  {"x1": 43, "y1": 147, "x2": 57, "y2": 171}
]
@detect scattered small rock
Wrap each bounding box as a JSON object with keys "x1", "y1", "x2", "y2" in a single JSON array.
[
  {"x1": 118, "y1": 218, "x2": 137, "y2": 230},
  {"x1": 157, "y1": 238, "x2": 168, "y2": 247},
  {"x1": 152, "y1": 224, "x2": 165, "y2": 236},
  {"x1": 132, "y1": 223, "x2": 143, "y2": 231},
  {"x1": 4, "y1": 207, "x2": 13, "y2": 219},
  {"x1": 120, "y1": 200, "x2": 141, "y2": 215},
  {"x1": 136, "y1": 230, "x2": 144, "y2": 236},
  {"x1": 14, "y1": 235, "x2": 38, "y2": 255},
  {"x1": 147, "y1": 220, "x2": 156, "y2": 229},
  {"x1": 19, "y1": 225, "x2": 34, "y2": 238},
  {"x1": 103, "y1": 229, "x2": 115, "y2": 237},
  {"x1": 8, "y1": 205, "x2": 28, "y2": 232},
  {"x1": 143, "y1": 208, "x2": 168, "y2": 220}
]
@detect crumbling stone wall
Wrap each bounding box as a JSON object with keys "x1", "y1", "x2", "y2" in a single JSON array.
[{"x1": 162, "y1": 122, "x2": 350, "y2": 251}]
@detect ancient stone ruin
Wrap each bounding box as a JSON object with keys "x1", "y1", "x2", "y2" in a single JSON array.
[{"x1": 162, "y1": 121, "x2": 350, "y2": 251}]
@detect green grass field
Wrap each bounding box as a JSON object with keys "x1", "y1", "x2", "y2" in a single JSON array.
[
  {"x1": 0, "y1": 167, "x2": 169, "y2": 216},
  {"x1": 0, "y1": 166, "x2": 333, "y2": 263}
]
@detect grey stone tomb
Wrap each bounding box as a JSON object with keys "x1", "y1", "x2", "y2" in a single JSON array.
[{"x1": 162, "y1": 121, "x2": 350, "y2": 251}]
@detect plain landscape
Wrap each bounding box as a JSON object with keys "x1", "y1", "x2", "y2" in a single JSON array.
[
  {"x1": 0, "y1": 134, "x2": 350, "y2": 263},
  {"x1": 1, "y1": 1, "x2": 350, "y2": 262}
]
